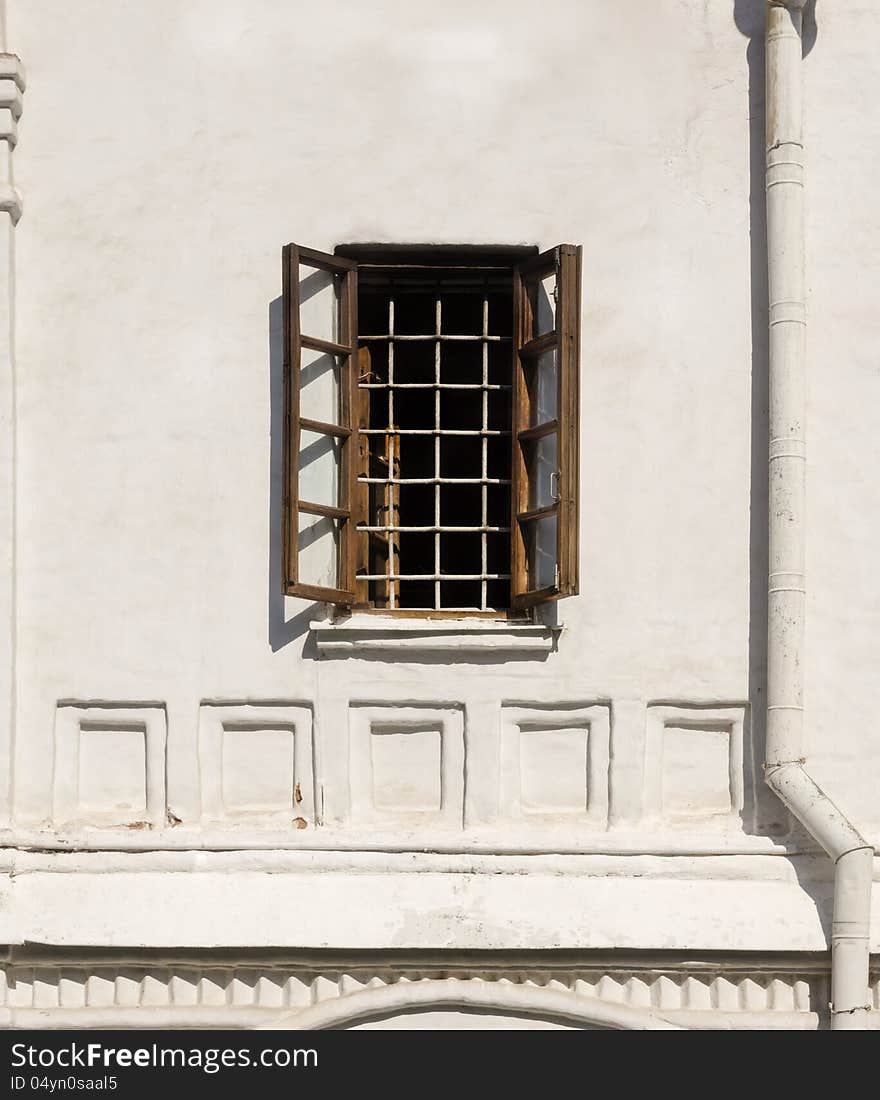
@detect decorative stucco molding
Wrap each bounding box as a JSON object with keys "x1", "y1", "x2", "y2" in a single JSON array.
[
  {"x1": 266, "y1": 978, "x2": 680, "y2": 1031},
  {"x1": 2, "y1": 955, "x2": 876, "y2": 1030},
  {"x1": 0, "y1": 53, "x2": 24, "y2": 222}
]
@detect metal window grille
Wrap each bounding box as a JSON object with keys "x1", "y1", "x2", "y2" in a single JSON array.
[{"x1": 357, "y1": 278, "x2": 512, "y2": 611}]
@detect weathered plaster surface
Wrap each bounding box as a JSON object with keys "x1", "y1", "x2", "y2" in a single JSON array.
[{"x1": 0, "y1": 0, "x2": 878, "y2": 1027}]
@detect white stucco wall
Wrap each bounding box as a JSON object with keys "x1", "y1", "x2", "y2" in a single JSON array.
[
  {"x1": 0, "y1": 0, "x2": 878, "y2": 991},
  {"x1": 802, "y1": 4, "x2": 880, "y2": 827}
]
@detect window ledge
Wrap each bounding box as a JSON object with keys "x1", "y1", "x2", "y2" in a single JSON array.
[{"x1": 310, "y1": 615, "x2": 561, "y2": 658}]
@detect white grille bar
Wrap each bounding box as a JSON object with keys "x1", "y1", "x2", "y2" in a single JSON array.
[
  {"x1": 359, "y1": 428, "x2": 509, "y2": 436},
  {"x1": 481, "y1": 296, "x2": 489, "y2": 609},
  {"x1": 360, "y1": 476, "x2": 511, "y2": 485},
  {"x1": 360, "y1": 573, "x2": 511, "y2": 581},
  {"x1": 359, "y1": 383, "x2": 510, "y2": 390},
  {"x1": 359, "y1": 525, "x2": 510, "y2": 533},
  {"x1": 359, "y1": 333, "x2": 510, "y2": 342},
  {"x1": 434, "y1": 297, "x2": 442, "y2": 608},
  {"x1": 386, "y1": 299, "x2": 396, "y2": 607}
]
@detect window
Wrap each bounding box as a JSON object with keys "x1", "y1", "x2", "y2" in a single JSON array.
[{"x1": 282, "y1": 244, "x2": 581, "y2": 614}]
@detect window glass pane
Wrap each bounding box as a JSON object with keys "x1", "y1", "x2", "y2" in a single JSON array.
[
  {"x1": 529, "y1": 347, "x2": 558, "y2": 426},
  {"x1": 299, "y1": 263, "x2": 339, "y2": 344},
  {"x1": 525, "y1": 431, "x2": 558, "y2": 510},
  {"x1": 299, "y1": 347, "x2": 340, "y2": 424},
  {"x1": 298, "y1": 428, "x2": 340, "y2": 507},
  {"x1": 298, "y1": 514, "x2": 339, "y2": 590},
  {"x1": 526, "y1": 513, "x2": 558, "y2": 591},
  {"x1": 527, "y1": 270, "x2": 556, "y2": 338}
]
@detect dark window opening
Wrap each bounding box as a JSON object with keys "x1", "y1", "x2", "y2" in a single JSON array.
[
  {"x1": 282, "y1": 242, "x2": 581, "y2": 615},
  {"x1": 354, "y1": 265, "x2": 515, "y2": 611}
]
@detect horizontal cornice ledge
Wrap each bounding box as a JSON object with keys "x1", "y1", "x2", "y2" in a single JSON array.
[{"x1": 310, "y1": 615, "x2": 560, "y2": 657}]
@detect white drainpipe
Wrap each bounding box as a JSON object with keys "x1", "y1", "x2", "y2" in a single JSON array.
[{"x1": 764, "y1": 0, "x2": 873, "y2": 1029}]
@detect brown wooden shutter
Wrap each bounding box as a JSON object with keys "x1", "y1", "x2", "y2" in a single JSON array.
[
  {"x1": 511, "y1": 244, "x2": 582, "y2": 607},
  {"x1": 282, "y1": 244, "x2": 358, "y2": 604}
]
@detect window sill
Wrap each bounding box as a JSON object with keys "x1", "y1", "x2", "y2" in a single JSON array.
[{"x1": 310, "y1": 614, "x2": 561, "y2": 658}]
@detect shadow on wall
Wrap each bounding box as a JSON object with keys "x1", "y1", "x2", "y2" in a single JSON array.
[
  {"x1": 268, "y1": 295, "x2": 320, "y2": 652},
  {"x1": 732, "y1": 0, "x2": 817, "y2": 838}
]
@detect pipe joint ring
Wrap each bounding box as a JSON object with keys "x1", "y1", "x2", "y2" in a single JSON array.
[
  {"x1": 762, "y1": 758, "x2": 806, "y2": 770},
  {"x1": 769, "y1": 437, "x2": 806, "y2": 459},
  {"x1": 769, "y1": 300, "x2": 807, "y2": 325}
]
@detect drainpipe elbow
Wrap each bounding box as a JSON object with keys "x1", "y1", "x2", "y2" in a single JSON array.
[{"x1": 763, "y1": 762, "x2": 870, "y2": 861}]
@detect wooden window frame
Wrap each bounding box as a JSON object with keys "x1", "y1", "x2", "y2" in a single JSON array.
[
  {"x1": 282, "y1": 244, "x2": 358, "y2": 603},
  {"x1": 283, "y1": 243, "x2": 581, "y2": 614},
  {"x1": 510, "y1": 244, "x2": 582, "y2": 607}
]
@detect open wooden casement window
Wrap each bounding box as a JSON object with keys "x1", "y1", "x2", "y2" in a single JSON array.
[
  {"x1": 282, "y1": 243, "x2": 581, "y2": 613},
  {"x1": 282, "y1": 245, "x2": 358, "y2": 603},
  {"x1": 511, "y1": 244, "x2": 581, "y2": 606}
]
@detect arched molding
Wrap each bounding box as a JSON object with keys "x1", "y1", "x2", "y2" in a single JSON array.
[{"x1": 260, "y1": 978, "x2": 682, "y2": 1031}]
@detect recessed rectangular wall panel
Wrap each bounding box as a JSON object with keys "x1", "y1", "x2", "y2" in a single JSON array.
[
  {"x1": 499, "y1": 704, "x2": 610, "y2": 825},
  {"x1": 643, "y1": 704, "x2": 746, "y2": 826},
  {"x1": 52, "y1": 705, "x2": 166, "y2": 827},
  {"x1": 348, "y1": 705, "x2": 464, "y2": 827},
  {"x1": 519, "y1": 726, "x2": 590, "y2": 814},
  {"x1": 370, "y1": 725, "x2": 443, "y2": 813},
  {"x1": 221, "y1": 727, "x2": 296, "y2": 813},
  {"x1": 662, "y1": 725, "x2": 732, "y2": 816},
  {"x1": 198, "y1": 703, "x2": 314, "y2": 826},
  {"x1": 77, "y1": 725, "x2": 147, "y2": 815}
]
